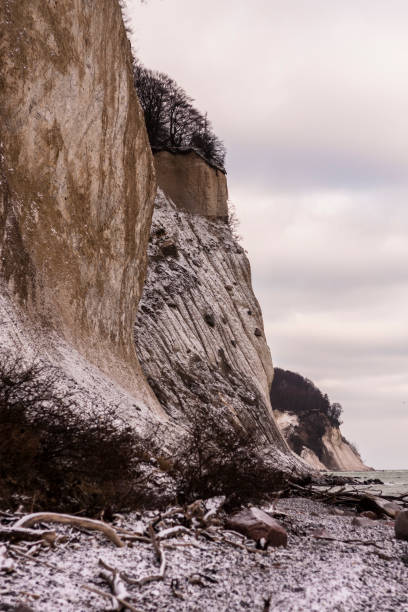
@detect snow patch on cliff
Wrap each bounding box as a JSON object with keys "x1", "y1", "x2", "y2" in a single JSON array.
[{"x1": 0, "y1": 282, "x2": 165, "y2": 431}]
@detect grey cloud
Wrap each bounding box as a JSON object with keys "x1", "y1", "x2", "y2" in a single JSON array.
[{"x1": 228, "y1": 145, "x2": 408, "y2": 190}]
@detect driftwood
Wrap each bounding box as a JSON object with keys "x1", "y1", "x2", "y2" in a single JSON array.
[
  {"x1": 82, "y1": 584, "x2": 140, "y2": 612},
  {"x1": 288, "y1": 482, "x2": 407, "y2": 515},
  {"x1": 0, "y1": 526, "x2": 56, "y2": 544},
  {"x1": 14, "y1": 513, "x2": 124, "y2": 547},
  {"x1": 120, "y1": 534, "x2": 151, "y2": 543},
  {"x1": 0, "y1": 545, "x2": 15, "y2": 573},
  {"x1": 99, "y1": 559, "x2": 132, "y2": 611},
  {"x1": 200, "y1": 529, "x2": 269, "y2": 555},
  {"x1": 121, "y1": 524, "x2": 167, "y2": 587},
  {"x1": 312, "y1": 531, "x2": 384, "y2": 549},
  {"x1": 9, "y1": 544, "x2": 59, "y2": 570},
  {"x1": 156, "y1": 525, "x2": 191, "y2": 540}
]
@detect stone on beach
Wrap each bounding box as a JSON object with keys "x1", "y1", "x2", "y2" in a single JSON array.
[
  {"x1": 382, "y1": 502, "x2": 402, "y2": 519},
  {"x1": 395, "y1": 510, "x2": 408, "y2": 541},
  {"x1": 352, "y1": 517, "x2": 374, "y2": 528},
  {"x1": 227, "y1": 507, "x2": 287, "y2": 548},
  {"x1": 360, "y1": 511, "x2": 378, "y2": 520}
]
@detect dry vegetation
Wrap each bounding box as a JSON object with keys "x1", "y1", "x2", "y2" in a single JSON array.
[
  {"x1": 0, "y1": 353, "x2": 158, "y2": 513},
  {"x1": 0, "y1": 353, "x2": 287, "y2": 516},
  {"x1": 169, "y1": 404, "x2": 285, "y2": 509}
]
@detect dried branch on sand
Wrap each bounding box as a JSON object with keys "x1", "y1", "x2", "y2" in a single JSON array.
[{"x1": 14, "y1": 513, "x2": 124, "y2": 547}]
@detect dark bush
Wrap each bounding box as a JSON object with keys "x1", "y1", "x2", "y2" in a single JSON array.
[
  {"x1": 0, "y1": 353, "x2": 156, "y2": 513},
  {"x1": 170, "y1": 404, "x2": 285, "y2": 507},
  {"x1": 134, "y1": 62, "x2": 226, "y2": 168},
  {"x1": 271, "y1": 368, "x2": 343, "y2": 427}
]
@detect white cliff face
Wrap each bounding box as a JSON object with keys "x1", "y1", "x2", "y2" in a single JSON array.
[
  {"x1": 273, "y1": 406, "x2": 370, "y2": 471},
  {"x1": 0, "y1": 0, "x2": 163, "y2": 419},
  {"x1": 274, "y1": 410, "x2": 300, "y2": 435},
  {"x1": 134, "y1": 190, "x2": 304, "y2": 470},
  {"x1": 321, "y1": 427, "x2": 371, "y2": 472},
  {"x1": 300, "y1": 448, "x2": 327, "y2": 471}
]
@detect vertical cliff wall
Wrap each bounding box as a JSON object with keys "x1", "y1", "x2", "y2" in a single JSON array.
[
  {"x1": 154, "y1": 150, "x2": 228, "y2": 219},
  {"x1": 0, "y1": 0, "x2": 163, "y2": 418}
]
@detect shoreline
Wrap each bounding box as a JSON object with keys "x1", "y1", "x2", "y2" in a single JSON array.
[{"x1": 1, "y1": 497, "x2": 407, "y2": 611}]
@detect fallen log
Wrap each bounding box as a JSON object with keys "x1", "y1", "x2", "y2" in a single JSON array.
[
  {"x1": 288, "y1": 481, "x2": 408, "y2": 513},
  {"x1": 13, "y1": 513, "x2": 124, "y2": 547}
]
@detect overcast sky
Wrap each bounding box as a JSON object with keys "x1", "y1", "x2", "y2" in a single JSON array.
[{"x1": 125, "y1": 0, "x2": 408, "y2": 469}]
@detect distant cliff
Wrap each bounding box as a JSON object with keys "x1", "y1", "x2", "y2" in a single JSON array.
[{"x1": 271, "y1": 368, "x2": 370, "y2": 471}]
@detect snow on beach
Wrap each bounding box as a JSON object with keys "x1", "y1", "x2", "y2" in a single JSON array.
[{"x1": 0, "y1": 498, "x2": 407, "y2": 611}]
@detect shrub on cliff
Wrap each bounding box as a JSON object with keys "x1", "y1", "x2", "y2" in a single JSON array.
[
  {"x1": 134, "y1": 62, "x2": 226, "y2": 168},
  {"x1": 271, "y1": 368, "x2": 343, "y2": 428},
  {"x1": 170, "y1": 404, "x2": 285, "y2": 507},
  {"x1": 0, "y1": 353, "x2": 157, "y2": 513}
]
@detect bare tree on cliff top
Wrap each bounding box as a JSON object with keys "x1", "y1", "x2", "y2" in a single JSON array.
[{"x1": 134, "y1": 62, "x2": 226, "y2": 168}]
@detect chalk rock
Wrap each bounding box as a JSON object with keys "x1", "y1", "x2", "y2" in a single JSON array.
[
  {"x1": 134, "y1": 190, "x2": 303, "y2": 467},
  {"x1": 227, "y1": 507, "x2": 287, "y2": 547},
  {"x1": 0, "y1": 0, "x2": 162, "y2": 417},
  {"x1": 272, "y1": 373, "x2": 371, "y2": 471},
  {"x1": 154, "y1": 150, "x2": 228, "y2": 219},
  {"x1": 395, "y1": 510, "x2": 408, "y2": 541}
]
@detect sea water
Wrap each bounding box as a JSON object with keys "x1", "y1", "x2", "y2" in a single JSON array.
[{"x1": 332, "y1": 469, "x2": 408, "y2": 497}]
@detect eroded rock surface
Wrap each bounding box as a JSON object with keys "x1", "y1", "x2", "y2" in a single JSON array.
[
  {"x1": 0, "y1": 0, "x2": 162, "y2": 416},
  {"x1": 288, "y1": 415, "x2": 369, "y2": 472},
  {"x1": 274, "y1": 407, "x2": 370, "y2": 472},
  {"x1": 321, "y1": 426, "x2": 370, "y2": 471},
  {"x1": 154, "y1": 150, "x2": 228, "y2": 219},
  {"x1": 134, "y1": 190, "x2": 301, "y2": 468}
]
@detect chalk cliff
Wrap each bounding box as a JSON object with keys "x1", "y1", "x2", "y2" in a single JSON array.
[
  {"x1": 0, "y1": 0, "x2": 163, "y2": 420},
  {"x1": 274, "y1": 410, "x2": 369, "y2": 471},
  {"x1": 154, "y1": 150, "x2": 228, "y2": 219},
  {"x1": 271, "y1": 369, "x2": 370, "y2": 471},
  {"x1": 0, "y1": 1, "x2": 306, "y2": 472},
  {"x1": 134, "y1": 153, "x2": 303, "y2": 470}
]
